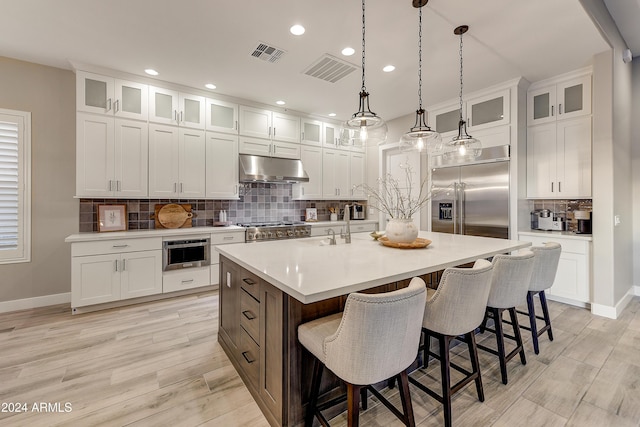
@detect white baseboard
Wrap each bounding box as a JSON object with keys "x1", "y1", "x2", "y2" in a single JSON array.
[
  {"x1": 0, "y1": 293, "x2": 71, "y2": 314},
  {"x1": 591, "y1": 289, "x2": 635, "y2": 320}
]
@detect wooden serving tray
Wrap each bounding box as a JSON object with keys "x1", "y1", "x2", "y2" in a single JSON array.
[
  {"x1": 154, "y1": 204, "x2": 193, "y2": 229},
  {"x1": 379, "y1": 237, "x2": 432, "y2": 249}
]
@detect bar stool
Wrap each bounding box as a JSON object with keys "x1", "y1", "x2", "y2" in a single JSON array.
[
  {"x1": 298, "y1": 277, "x2": 427, "y2": 427},
  {"x1": 517, "y1": 242, "x2": 561, "y2": 354},
  {"x1": 409, "y1": 259, "x2": 494, "y2": 427},
  {"x1": 478, "y1": 251, "x2": 535, "y2": 385}
]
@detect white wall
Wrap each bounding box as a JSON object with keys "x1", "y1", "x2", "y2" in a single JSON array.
[
  {"x1": 0, "y1": 56, "x2": 77, "y2": 305},
  {"x1": 581, "y1": 0, "x2": 635, "y2": 314}
]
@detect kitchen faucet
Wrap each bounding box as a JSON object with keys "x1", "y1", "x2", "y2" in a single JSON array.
[
  {"x1": 341, "y1": 204, "x2": 351, "y2": 244},
  {"x1": 326, "y1": 228, "x2": 337, "y2": 245}
]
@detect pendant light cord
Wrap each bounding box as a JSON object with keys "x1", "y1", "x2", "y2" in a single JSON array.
[
  {"x1": 361, "y1": 0, "x2": 367, "y2": 92},
  {"x1": 458, "y1": 30, "x2": 464, "y2": 121},
  {"x1": 417, "y1": 6, "x2": 423, "y2": 110}
]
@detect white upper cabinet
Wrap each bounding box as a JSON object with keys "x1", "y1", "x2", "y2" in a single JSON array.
[
  {"x1": 527, "y1": 73, "x2": 591, "y2": 125},
  {"x1": 149, "y1": 86, "x2": 205, "y2": 129},
  {"x1": 206, "y1": 98, "x2": 238, "y2": 134},
  {"x1": 466, "y1": 89, "x2": 510, "y2": 131},
  {"x1": 206, "y1": 132, "x2": 240, "y2": 199},
  {"x1": 349, "y1": 151, "x2": 366, "y2": 199},
  {"x1": 323, "y1": 122, "x2": 339, "y2": 148},
  {"x1": 239, "y1": 106, "x2": 300, "y2": 143},
  {"x1": 292, "y1": 145, "x2": 323, "y2": 199},
  {"x1": 301, "y1": 119, "x2": 323, "y2": 146},
  {"x1": 76, "y1": 113, "x2": 148, "y2": 198},
  {"x1": 322, "y1": 148, "x2": 351, "y2": 199},
  {"x1": 148, "y1": 124, "x2": 206, "y2": 198},
  {"x1": 526, "y1": 116, "x2": 591, "y2": 198},
  {"x1": 77, "y1": 71, "x2": 148, "y2": 120}
]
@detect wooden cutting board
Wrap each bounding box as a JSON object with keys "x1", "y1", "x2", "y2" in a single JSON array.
[{"x1": 154, "y1": 204, "x2": 193, "y2": 229}]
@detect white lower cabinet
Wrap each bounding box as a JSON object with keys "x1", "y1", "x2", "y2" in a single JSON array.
[
  {"x1": 518, "y1": 233, "x2": 591, "y2": 306},
  {"x1": 310, "y1": 222, "x2": 376, "y2": 237},
  {"x1": 210, "y1": 230, "x2": 246, "y2": 286},
  {"x1": 163, "y1": 267, "x2": 211, "y2": 293},
  {"x1": 71, "y1": 238, "x2": 162, "y2": 309}
]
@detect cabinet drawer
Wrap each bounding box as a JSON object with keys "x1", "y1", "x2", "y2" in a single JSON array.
[
  {"x1": 240, "y1": 289, "x2": 260, "y2": 344},
  {"x1": 240, "y1": 270, "x2": 261, "y2": 301},
  {"x1": 239, "y1": 328, "x2": 260, "y2": 387},
  {"x1": 351, "y1": 223, "x2": 376, "y2": 233},
  {"x1": 162, "y1": 266, "x2": 211, "y2": 293},
  {"x1": 210, "y1": 232, "x2": 245, "y2": 245},
  {"x1": 72, "y1": 237, "x2": 162, "y2": 257}
]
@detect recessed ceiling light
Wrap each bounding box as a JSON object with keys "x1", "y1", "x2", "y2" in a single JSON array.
[
  {"x1": 328, "y1": 113, "x2": 337, "y2": 117},
  {"x1": 205, "y1": 83, "x2": 216, "y2": 90},
  {"x1": 383, "y1": 65, "x2": 395, "y2": 72},
  {"x1": 144, "y1": 69, "x2": 159, "y2": 76},
  {"x1": 341, "y1": 47, "x2": 355, "y2": 56},
  {"x1": 290, "y1": 24, "x2": 305, "y2": 35},
  {"x1": 276, "y1": 100, "x2": 286, "y2": 105}
]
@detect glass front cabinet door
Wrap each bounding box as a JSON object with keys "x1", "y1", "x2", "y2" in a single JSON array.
[
  {"x1": 466, "y1": 89, "x2": 510, "y2": 131},
  {"x1": 527, "y1": 74, "x2": 591, "y2": 125}
]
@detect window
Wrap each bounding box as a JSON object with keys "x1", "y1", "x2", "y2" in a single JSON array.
[{"x1": 0, "y1": 109, "x2": 31, "y2": 263}]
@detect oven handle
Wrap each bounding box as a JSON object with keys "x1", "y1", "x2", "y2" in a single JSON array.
[{"x1": 163, "y1": 240, "x2": 210, "y2": 250}]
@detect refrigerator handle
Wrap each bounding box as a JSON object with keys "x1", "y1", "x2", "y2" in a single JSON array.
[
  {"x1": 460, "y1": 182, "x2": 466, "y2": 235},
  {"x1": 452, "y1": 182, "x2": 458, "y2": 234}
]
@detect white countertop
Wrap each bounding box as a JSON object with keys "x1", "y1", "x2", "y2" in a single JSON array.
[
  {"x1": 518, "y1": 230, "x2": 593, "y2": 241},
  {"x1": 216, "y1": 231, "x2": 531, "y2": 304},
  {"x1": 65, "y1": 225, "x2": 245, "y2": 243},
  {"x1": 306, "y1": 219, "x2": 378, "y2": 227}
]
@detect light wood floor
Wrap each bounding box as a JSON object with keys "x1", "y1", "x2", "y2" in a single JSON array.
[{"x1": 0, "y1": 292, "x2": 638, "y2": 426}]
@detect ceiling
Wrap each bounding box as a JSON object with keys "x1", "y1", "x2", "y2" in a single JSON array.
[
  {"x1": 0, "y1": 0, "x2": 614, "y2": 122},
  {"x1": 603, "y1": 0, "x2": 640, "y2": 57}
]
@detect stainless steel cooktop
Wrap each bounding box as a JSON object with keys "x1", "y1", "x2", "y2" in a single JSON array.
[{"x1": 238, "y1": 221, "x2": 311, "y2": 242}]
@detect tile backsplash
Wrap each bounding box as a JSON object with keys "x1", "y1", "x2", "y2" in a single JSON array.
[
  {"x1": 528, "y1": 199, "x2": 592, "y2": 232},
  {"x1": 79, "y1": 183, "x2": 364, "y2": 232}
]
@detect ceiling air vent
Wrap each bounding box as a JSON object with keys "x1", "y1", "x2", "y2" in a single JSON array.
[
  {"x1": 250, "y1": 42, "x2": 286, "y2": 63},
  {"x1": 303, "y1": 54, "x2": 359, "y2": 83}
]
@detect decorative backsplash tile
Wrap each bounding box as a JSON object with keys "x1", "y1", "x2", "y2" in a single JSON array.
[
  {"x1": 528, "y1": 199, "x2": 592, "y2": 232},
  {"x1": 79, "y1": 183, "x2": 365, "y2": 232}
]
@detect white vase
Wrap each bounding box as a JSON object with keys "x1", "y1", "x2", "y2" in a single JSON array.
[{"x1": 385, "y1": 218, "x2": 419, "y2": 243}]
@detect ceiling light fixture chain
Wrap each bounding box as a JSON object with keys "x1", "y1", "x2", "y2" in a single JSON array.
[
  {"x1": 399, "y1": 0, "x2": 440, "y2": 153},
  {"x1": 361, "y1": 0, "x2": 366, "y2": 92},
  {"x1": 458, "y1": 27, "x2": 464, "y2": 120},
  {"x1": 445, "y1": 24, "x2": 482, "y2": 161},
  {"x1": 342, "y1": 0, "x2": 387, "y2": 147}
]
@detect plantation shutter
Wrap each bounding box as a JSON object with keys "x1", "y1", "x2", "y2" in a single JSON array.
[{"x1": 0, "y1": 110, "x2": 29, "y2": 262}]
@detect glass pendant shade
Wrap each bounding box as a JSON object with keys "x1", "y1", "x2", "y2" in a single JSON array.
[
  {"x1": 444, "y1": 24, "x2": 481, "y2": 161},
  {"x1": 343, "y1": 0, "x2": 387, "y2": 147},
  {"x1": 400, "y1": 109, "x2": 442, "y2": 152},
  {"x1": 444, "y1": 119, "x2": 482, "y2": 161},
  {"x1": 400, "y1": 1, "x2": 440, "y2": 153}
]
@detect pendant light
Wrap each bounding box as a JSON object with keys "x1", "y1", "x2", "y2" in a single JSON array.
[
  {"x1": 342, "y1": 0, "x2": 387, "y2": 147},
  {"x1": 399, "y1": 0, "x2": 441, "y2": 153},
  {"x1": 444, "y1": 25, "x2": 482, "y2": 161}
]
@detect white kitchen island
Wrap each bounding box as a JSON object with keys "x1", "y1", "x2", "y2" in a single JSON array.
[{"x1": 216, "y1": 232, "x2": 530, "y2": 426}]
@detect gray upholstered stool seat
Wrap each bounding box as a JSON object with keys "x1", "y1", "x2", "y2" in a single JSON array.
[
  {"x1": 516, "y1": 242, "x2": 561, "y2": 354},
  {"x1": 478, "y1": 250, "x2": 535, "y2": 385},
  {"x1": 408, "y1": 259, "x2": 494, "y2": 427},
  {"x1": 298, "y1": 277, "x2": 427, "y2": 427}
]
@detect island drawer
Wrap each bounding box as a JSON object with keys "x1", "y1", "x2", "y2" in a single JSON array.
[
  {"x1": 239, "y1": 328, "x2": 260, "y2": 387},
  {"x1": 240, "y1": 289, "x2": 260, "y2": 344},
  {"x1": 240, "y1": 271, "x2": 261, "y2": 301}
]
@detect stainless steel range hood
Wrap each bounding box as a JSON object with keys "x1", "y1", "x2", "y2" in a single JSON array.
[{"x1": 239, "y1": 154, "x2": 309, "y2": 183}]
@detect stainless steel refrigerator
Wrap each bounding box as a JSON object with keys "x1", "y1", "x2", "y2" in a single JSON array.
[{"x1": 431, "y1": 145, "x2": 510, "y2": 239}]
